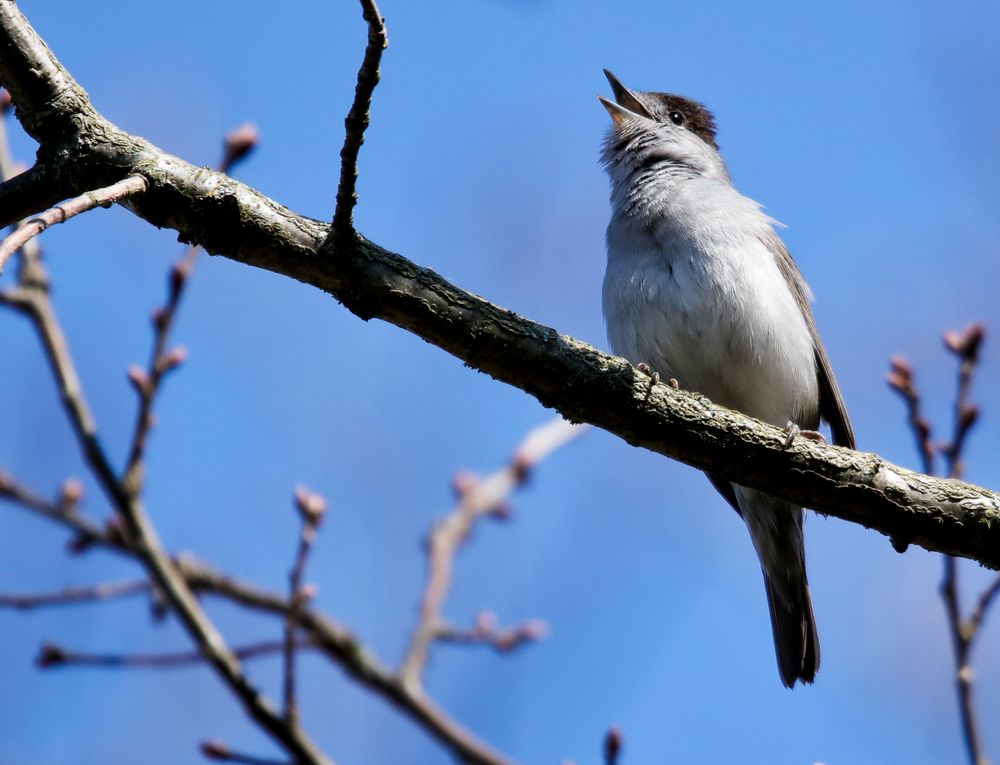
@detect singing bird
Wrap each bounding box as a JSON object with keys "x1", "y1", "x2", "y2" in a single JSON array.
[{"x1": 599, "y1": 70, "x2": 854, "y2": 687}]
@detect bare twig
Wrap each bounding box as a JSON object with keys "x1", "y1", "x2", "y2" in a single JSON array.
[
  {"x1": 0, "y1": 174, "x2": 147, "y2": 275},
  {"x1": 400, "y1": 417, "x2": 586, "y2": 691},
  {"x1": 201, "y1": 740, "x2": 291, "y2": 765},
  {"x1": 331, "y1": 0, "x2": 388, "y2": 236},
  {"x1": 886, "y1": 356, "x2": 935, "y2": 475},
  {"x1": 435, "y1": 611, "x2": 547, "y2": 653},
  {"x1": 890, "y1": 325, "x2": 993, "y2": 765},
  {"x1": 122, "y1": 124, "x2": 257, "y2": 495},
  {"x1": 121, "y1": 255, "x2": 192, "y2": 495},
  {"x1": 0, "y1": 579, "x2": 148, "y2": 610},
  {"x1": 969, "y1": 576, "x2": 1000, "y2": 639},
  {"x1": 284, "y1": 487, "x2": 327, "y2": 728},
  {"x1": 941, "y1": 324, "x2": 984, "y2": 481},
  {"x1": 37, "y1": 638, "x2": 310, "y2": 669},
  {"x1": 939, "y1": 324, "x2": 990, "y2": 765}
]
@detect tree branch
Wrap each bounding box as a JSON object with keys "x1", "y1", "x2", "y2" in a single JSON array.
[{"x1": 1, "y1": 2, "x2": 1000, "y2": 573}]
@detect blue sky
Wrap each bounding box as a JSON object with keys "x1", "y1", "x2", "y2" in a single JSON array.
[{"x1": 2, "y1": 1, "x2": 1000, "y2": 763}]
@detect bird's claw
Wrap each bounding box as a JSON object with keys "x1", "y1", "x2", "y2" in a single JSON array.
[
  {"x1": 783, "y1": 421, "x2": 827, "y2": 449},
  {"x1": 637, "y1": 362, "x2": 661, "y2": 390}
]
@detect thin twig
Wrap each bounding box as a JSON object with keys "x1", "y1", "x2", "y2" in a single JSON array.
[
  {"x1": 121, "y1": 253, "x2": 192, "y2": 495},
  {"x1": 939, "y1": 324, "x2": 990, "y2": 765},
  {"x1": 122, "y1": 126, "x2": 257, "y2": 495},
  {"x1": 201, "y1": 740, "x2": 291, "y2": 765},
  {"x1": 400, "y1": 417, "x2": 586, "y2": 691},
  {"x1": 435, "y1": 612, "x2": 546, "y2": 653},
  {"x1": 331, "y1": 0, "x2": 388, "y2": 237},
  {"x1": 886, "y1": 356, "x2": 935, "y2": 475},
  {"x1": 284, "y1": 488, "x2": 327, "y2": 728},
  {"x1": 0, "y1": 579, "x2": 148, "y2": 610},
  {"x1": 969, "y1": 575, "x2": 1000, "y2": 639},
  {"x1": 891, "y1": 327, "x2": 993, "y2": 765},
  {"x1": 37, "y1": 638, "x2": 311, "y2": 669},
  {"x1": 0, "y1": 174, "x2": 147, "y2": 275}
]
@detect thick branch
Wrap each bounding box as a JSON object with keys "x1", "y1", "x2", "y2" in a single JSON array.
[{"x1": 1, "y1": 2, "x2": 1000, "y2": 571}]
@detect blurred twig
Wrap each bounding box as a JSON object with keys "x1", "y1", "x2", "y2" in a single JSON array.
[
  {"x1": 284, "y1": 487, "x2": 327, "y2": 729},
  {"x1": 888, "y1": 323, "x2": 996, "y2": 765},
  {"x1": 36, "y1": 638, "x2": 311, "y2": 669},
  {"x1": 400, "y1": 417, "x2": 587, "y2": 691},
  {"x1": 201, "y1": 739, "x2": 291, "y2": 765},
  {"x1": 0, "y1": 579, "x2": 148, "y2": 610}
]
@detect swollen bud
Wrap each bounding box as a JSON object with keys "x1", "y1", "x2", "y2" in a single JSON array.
[
  {"x1": 221, "y1": 123, "x2": 260, "y2": 173},
  {"x1": 199, "y1": 740, "x2": 232, "y2": 761},
  {"x1": 943, "y1": 323, "x2": 986, "y2": 363},
  {"x1": 127, "y1": 365, "x2": 150, "y2": 394},
  {"x1": 60, "y1": 477, "x2": 84, "y2": 508},
  {"x1": 294, "y1": 486, "x2": 328, "y2": 528}
]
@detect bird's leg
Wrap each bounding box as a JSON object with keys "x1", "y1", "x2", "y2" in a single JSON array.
[{"x1": 782, "y1": 421, "x2": 827, "y2": 449}]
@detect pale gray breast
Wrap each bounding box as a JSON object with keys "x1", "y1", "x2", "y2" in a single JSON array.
[{"x1": 603, "y1": 200, "x2": 820, "y2": 429}]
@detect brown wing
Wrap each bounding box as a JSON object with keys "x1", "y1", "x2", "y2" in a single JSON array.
[{"x1": 761, "y1": 229, "x2": 855, "y2": 449}]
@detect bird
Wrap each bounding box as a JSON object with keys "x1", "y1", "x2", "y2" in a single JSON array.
[{"x1": 598, "y1": 70, "x2": 855, "y2": 687}]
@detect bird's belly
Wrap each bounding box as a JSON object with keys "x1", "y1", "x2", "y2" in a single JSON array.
[{"x1": 603, "y1": 243, "x2": 819, "y2": 428}]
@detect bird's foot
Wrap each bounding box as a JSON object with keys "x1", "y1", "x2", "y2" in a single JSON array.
[
  {"x1": 783, "y1": 421, "x2": 827, "y2": 449},
  {"x1": 636, "y1": 362, "x2": 661, "y2": 391}
]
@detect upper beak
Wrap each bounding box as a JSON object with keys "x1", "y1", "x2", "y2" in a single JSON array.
[{"x1": 600, "y1": 69, "x2": 653, "y2": 124}]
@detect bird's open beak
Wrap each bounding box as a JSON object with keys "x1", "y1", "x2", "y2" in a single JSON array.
[{"x1": 599, "y1": 69, "x2": 653, "y2": 125}]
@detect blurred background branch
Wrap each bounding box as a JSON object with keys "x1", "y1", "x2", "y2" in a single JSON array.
[{"x1": 889, "y1": 324, "x2": 998, "y2": 765}]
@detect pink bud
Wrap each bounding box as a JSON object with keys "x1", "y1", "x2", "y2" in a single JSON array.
[
  {"x1": 294, "y1": 486, "x2": 328, "y2": 526},
  {"x1": 60, "y1": 477, "x2": 84, "y2": 506},
  {"x1": 221, "y1": 123, "x2": 260, "y2": 173},
  {"x1": 200, "y1": 740, "x2": 232, "y2": 760},
  {"x1": 127, "y1": 365, "x2": 150, "y2": 393}
]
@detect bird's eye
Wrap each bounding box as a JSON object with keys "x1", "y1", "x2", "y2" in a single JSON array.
[{"x1": 668, "y1": 111, "x2": 684, "y2": 126}]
